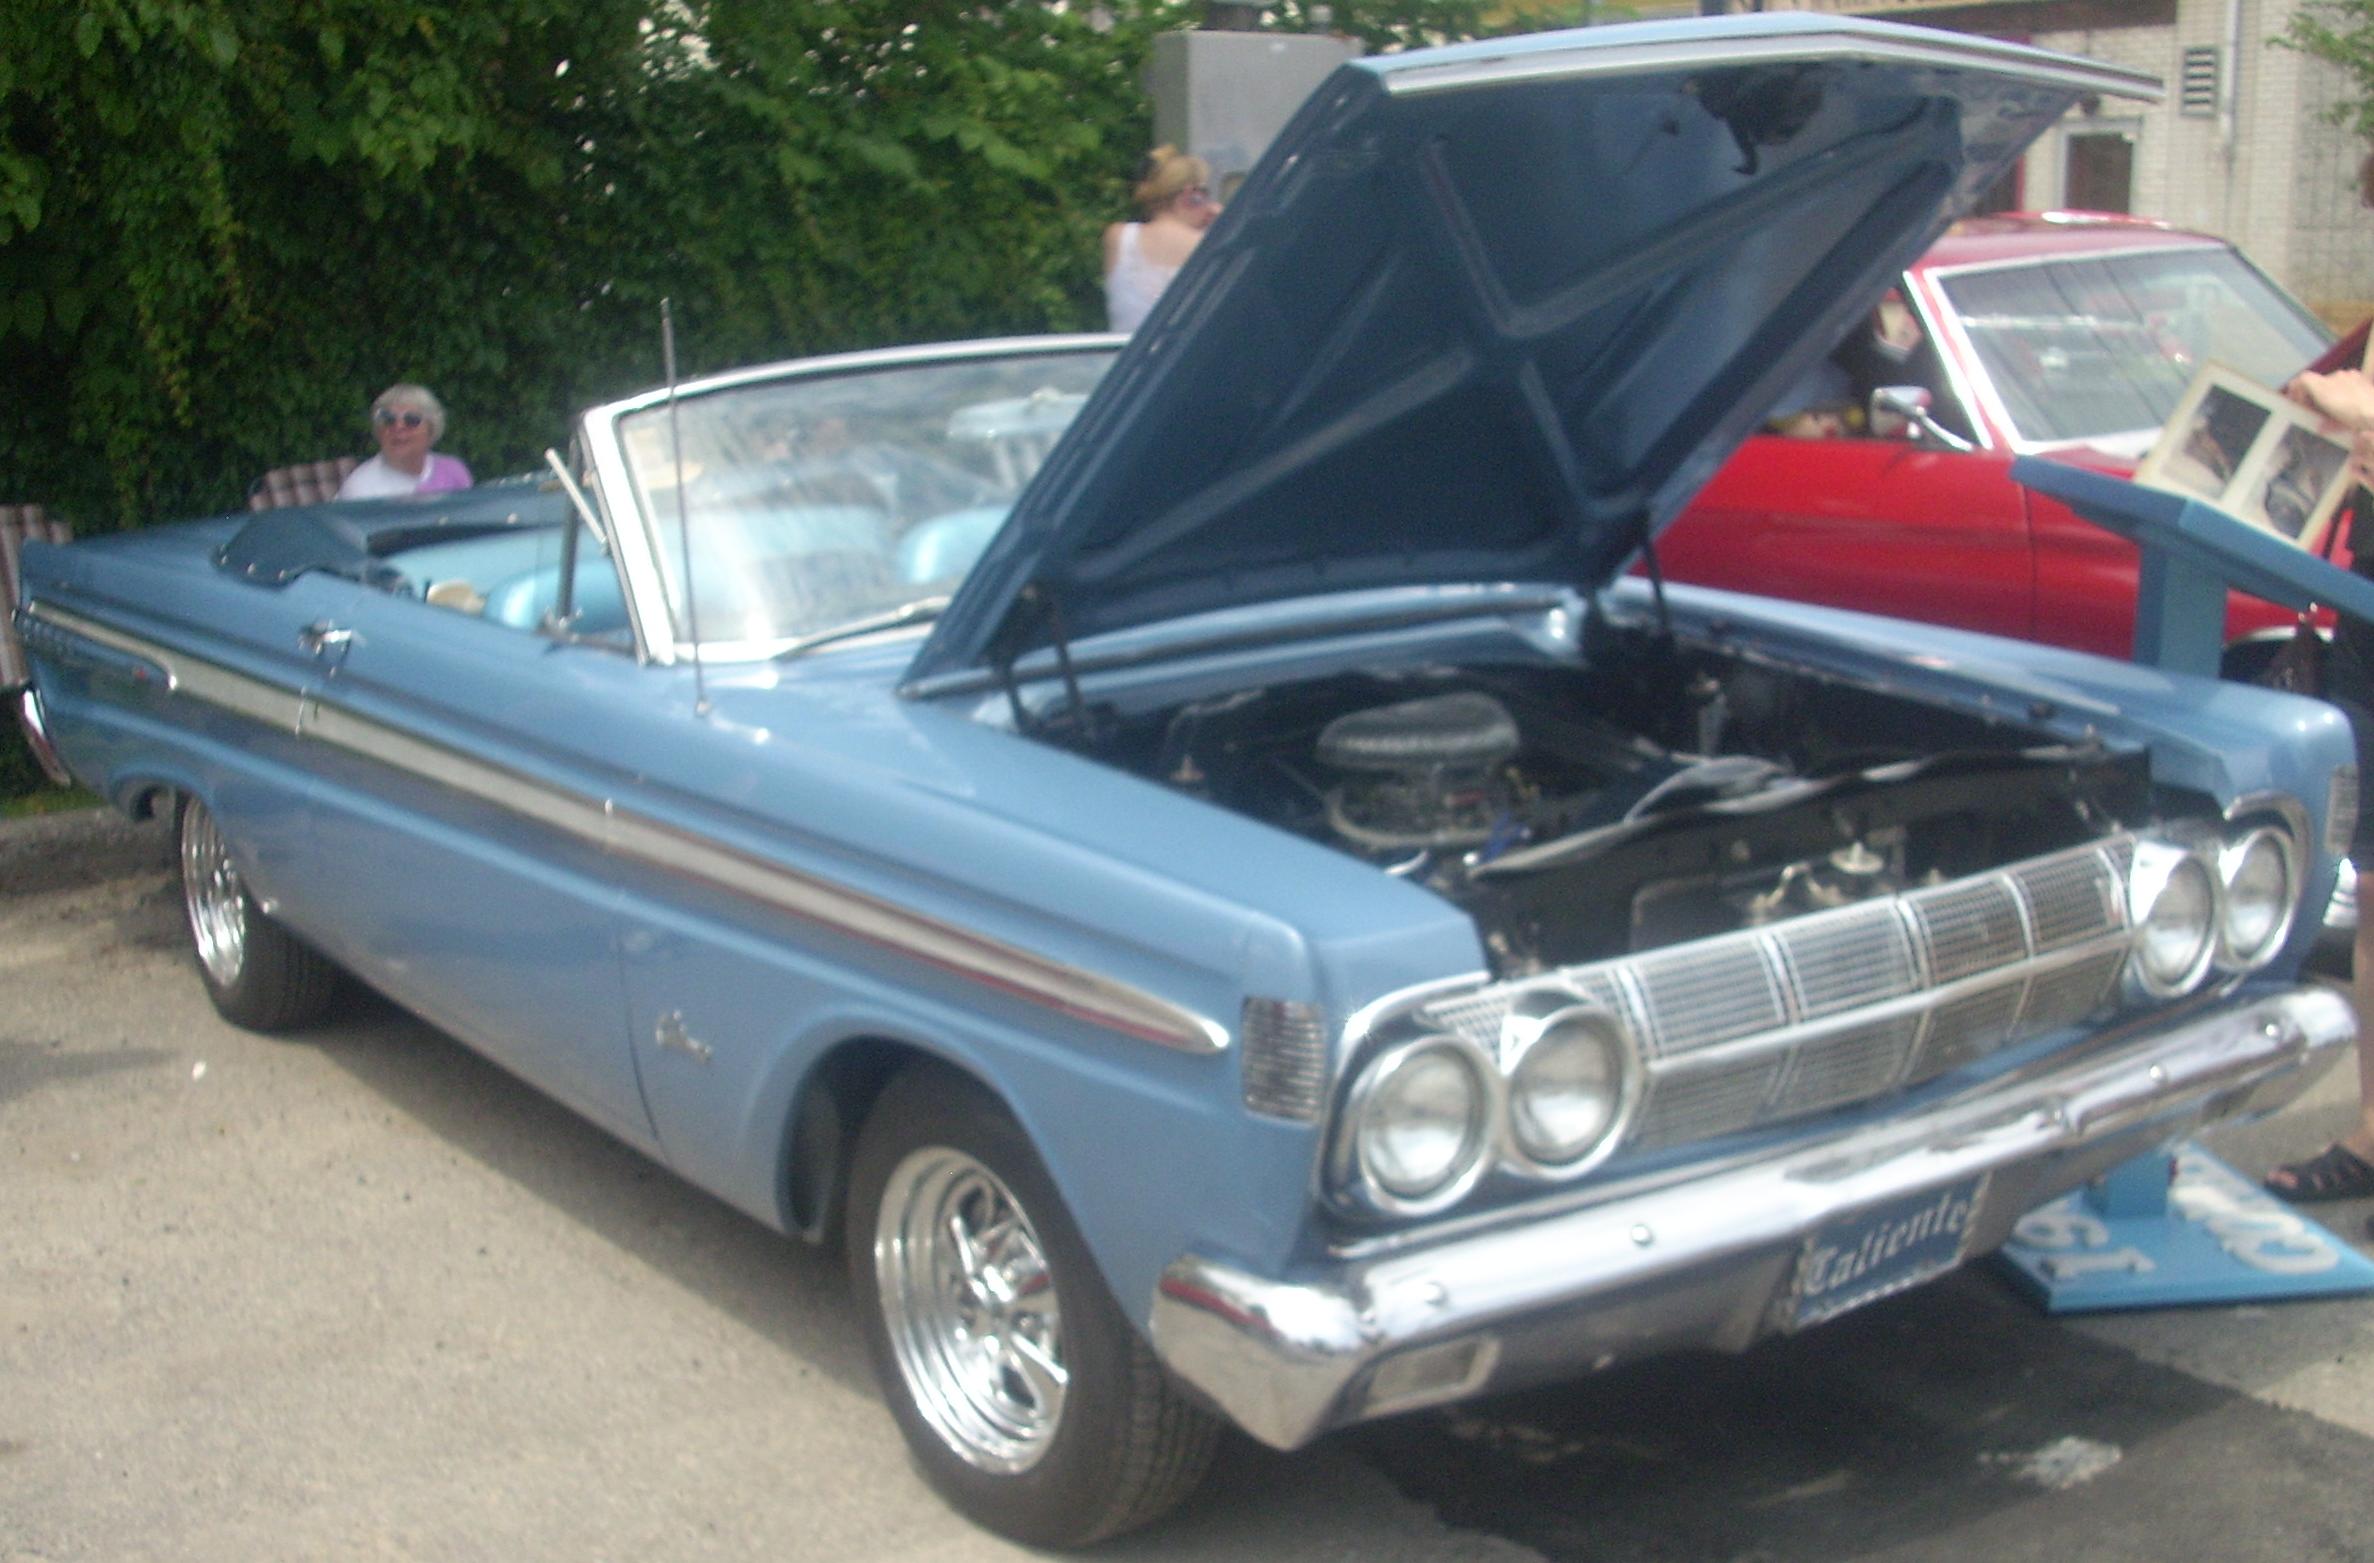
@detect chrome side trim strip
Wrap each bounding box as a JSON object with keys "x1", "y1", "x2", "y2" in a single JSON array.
[{"x1": 25, "y1": 599, "x2": 1228, "y2": 1054}]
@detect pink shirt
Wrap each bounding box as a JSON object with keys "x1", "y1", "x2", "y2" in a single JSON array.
[{"x1": 338, "y1": 453, "x2": 474, "y2": 500}]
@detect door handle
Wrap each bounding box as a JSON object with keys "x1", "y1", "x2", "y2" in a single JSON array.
[{"x1": 297, "y1": 621, "x2": 355, "y2": 659}]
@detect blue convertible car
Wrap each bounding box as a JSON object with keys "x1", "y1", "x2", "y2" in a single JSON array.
[{"x1": 11, "y1": 16, "x2": 2361, "y2": 1545}]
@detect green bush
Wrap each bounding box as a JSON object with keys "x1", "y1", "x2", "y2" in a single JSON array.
[
  {"x1": 2, "y1": 1, "x2": 1488, "y2": 534},
  {"x1": 1, "y1": 0, "x2": 1500, "y2": 800}
]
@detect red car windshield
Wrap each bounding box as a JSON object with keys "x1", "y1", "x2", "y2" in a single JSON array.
[{"x1": 1939, "y1": 245, "x2": 2331, "y2": 448}]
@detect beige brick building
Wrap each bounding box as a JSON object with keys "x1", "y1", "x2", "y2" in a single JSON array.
[{"x1": 1743, "y1": 0, "x2": 2374, "y2": 325}]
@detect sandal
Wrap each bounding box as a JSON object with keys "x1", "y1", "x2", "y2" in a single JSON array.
[{"x1": 2264, "y1": 1143, "x2": 2374, "y2": 1202}]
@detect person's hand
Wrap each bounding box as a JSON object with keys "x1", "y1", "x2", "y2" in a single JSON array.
[
  {"x1": 2286, "y1": 367, "x2": 2374, "y2": 434},
  {"x1": 2351, "y1": 425, "x2": 2374, "y2": 489}
]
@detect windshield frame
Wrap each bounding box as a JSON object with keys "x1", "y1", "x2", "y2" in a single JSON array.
[
  {"x1": 1922, "y1": 239, "x2": 2332, "y2": 456},
  {"x1": 578, "y1": 334, "x2": 1124, "y2": 666}
]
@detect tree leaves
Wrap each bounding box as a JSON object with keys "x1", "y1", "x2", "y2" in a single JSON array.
[
  {"x1": 2284, "y1": 0, "x2": 2374, "y2": 142},
  {"x1": 0, "y1": 0, "x2": 1508, "y2": 532}
]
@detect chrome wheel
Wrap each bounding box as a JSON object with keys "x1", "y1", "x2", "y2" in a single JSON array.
[
  {"x1": 873, "y1": 1146, "x2": 1067, "y2": 1474},
  {"x1": 180, "y1": 801, "x2": 248, "y2": 989}
]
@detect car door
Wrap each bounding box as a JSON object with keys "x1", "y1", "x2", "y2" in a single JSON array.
[
  {"x1": 138, "y1": 565, "x2": 374, "y2": 933},
  {"x1": 290, "y1": 523, "x2": 658, "y2": 1149},
  {"x1": 1661, "y1": 432, "x2": 2037, "y2": 640}
]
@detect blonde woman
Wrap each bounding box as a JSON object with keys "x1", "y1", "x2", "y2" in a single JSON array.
[{"x1": 1102, "y1": 146, "x2": 1221, "y2": 333}]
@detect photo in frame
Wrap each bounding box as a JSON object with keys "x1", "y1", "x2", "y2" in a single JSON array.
[{"x1": 2134, "y1": 364, "x2": 2355, "y2": 554}]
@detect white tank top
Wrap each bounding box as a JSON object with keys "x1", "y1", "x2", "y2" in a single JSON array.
[{"x1": 1104, "y1": 224, "x2": 1178, "y2": 333}]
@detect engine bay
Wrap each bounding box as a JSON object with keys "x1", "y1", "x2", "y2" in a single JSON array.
[{"x1": 1064, "y1": 631, "x2": 2154, "y2": 975}]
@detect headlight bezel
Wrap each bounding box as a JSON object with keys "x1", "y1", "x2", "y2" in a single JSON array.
[
  {"x1": 1498, "y1": 994, "x2": 1640, "y2": 1178},
  {"x1": 2215, "y1": 823, "x2": 2300, "y2": 971},
  {"x1": 1342, "y1": 1033, "x2": 1498, "y2": 1216},
  {"x1": 2126, "y1": 837, "x2": 2222, "y2": 998}
]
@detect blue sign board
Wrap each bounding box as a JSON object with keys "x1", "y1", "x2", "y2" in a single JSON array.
[{"x1": 1995, "y1": 1144, "x2": 2374, "y2": 1312}]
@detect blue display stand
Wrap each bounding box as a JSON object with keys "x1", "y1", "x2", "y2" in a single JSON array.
[
  {"x1": 1996, "y1": 1143, "x2": 2374, "y2": 1312},
  {"x1": 1998, "y1": 456, "x2": 2374, "y2": 1310},
  {"x1": 2010, "y1": 457, "x2": 2374, "y2": 677}
]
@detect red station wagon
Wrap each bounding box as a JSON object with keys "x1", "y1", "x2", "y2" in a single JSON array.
[{"x1": 1661, "y1": 213, "x2": 2340, "y2": 681}]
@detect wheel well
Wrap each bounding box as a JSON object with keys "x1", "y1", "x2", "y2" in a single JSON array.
[
  {"x1": 783, "y1": 1038, "x2": 995, "y2": 1247},
  {"x1": 2221, "y1": 628, "x2": 2320, "y2": 688},
  {"x1": 124, "y1": 780, "x2": 178, "y2": 821}
]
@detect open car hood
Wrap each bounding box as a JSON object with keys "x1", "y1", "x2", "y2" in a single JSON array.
[{"x1": 909, "y1": 14, "x2": 2155, "y2": 687}]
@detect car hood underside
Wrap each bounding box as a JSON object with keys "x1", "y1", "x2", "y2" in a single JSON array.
[{"x1": 911, "y1": 15, "x2": 2154, "y2": 687}]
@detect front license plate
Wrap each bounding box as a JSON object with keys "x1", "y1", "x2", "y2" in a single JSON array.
[{"x1": 1791, "y1": 1173, "x2": 1989, "y2": 1328}]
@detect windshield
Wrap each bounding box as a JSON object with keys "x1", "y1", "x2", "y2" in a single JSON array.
[
  {"x1": 613, "y1": 348, "x2": 1116, "y2": 652},
  {"x1": 1938, "y1": 245, "x2": 2331, "y2": 447}
]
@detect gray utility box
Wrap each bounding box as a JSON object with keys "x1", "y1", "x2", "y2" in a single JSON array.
[{"x1": 1149, "y1": 30, "x2": 1363, "y2": 197}]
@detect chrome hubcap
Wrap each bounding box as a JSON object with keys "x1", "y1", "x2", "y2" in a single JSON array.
[
  {"x1": 180, "y1": 804, "x2": 248, "y2": 988},
  {"x1": 874, "y1": 1147, "x2": 1066, "y2": 1474}
]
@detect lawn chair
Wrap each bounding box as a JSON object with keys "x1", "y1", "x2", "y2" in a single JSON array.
[
  {"x1": 1, "y1": 503, "x2": 71, "y2": 692},
  {"x1": 247, "y1": 456, "x2": 359, "y2": 511}
]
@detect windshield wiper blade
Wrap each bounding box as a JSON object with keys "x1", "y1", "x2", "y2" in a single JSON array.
[{"x1": 774, "y1": 596, "x2": 950, "y2": 659}]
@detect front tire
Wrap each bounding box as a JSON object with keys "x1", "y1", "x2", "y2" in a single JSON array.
[
  {"x1": 176, "y1": 795, "x2": 339, "y2": 1031},
  {"x1": 847, "y1": 1065, "x2": 1220, "y2": 1546}
]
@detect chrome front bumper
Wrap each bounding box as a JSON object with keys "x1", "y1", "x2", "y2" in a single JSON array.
[{"x1": 1150, "y1": 984, "x2": 2352, "y2": 1451}]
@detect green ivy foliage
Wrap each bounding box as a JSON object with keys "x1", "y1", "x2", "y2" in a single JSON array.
[
  {"x1": 2285, "y1": 0, "x2": 2374, "y2": 143},
  {"x1": 0, "y1": 0, "x2": 1501, "y2": 537}
]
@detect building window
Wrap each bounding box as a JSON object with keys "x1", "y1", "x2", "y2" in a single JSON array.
[{"x1": 2065, "y1": 132, "x2": 2135, "y2": 214}]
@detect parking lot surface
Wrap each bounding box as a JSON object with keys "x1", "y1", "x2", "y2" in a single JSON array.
[{"x1": 9, "y1": 807, "x2": 2374, "y2": 1561}]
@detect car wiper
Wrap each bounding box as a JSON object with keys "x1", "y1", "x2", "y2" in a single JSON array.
[{"x1": 774, "y1": 596, "x2": 951, "y2": 658}]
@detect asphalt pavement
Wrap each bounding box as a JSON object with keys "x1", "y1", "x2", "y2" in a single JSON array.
[{"x1": 7, "y1": 806, "x2": 2374, "y2": 1562}]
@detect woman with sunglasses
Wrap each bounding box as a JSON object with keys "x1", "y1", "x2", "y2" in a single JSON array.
[
  {"x1": 336, "y1": 383, "x2": 474, "y2": 500},
  {"x1": 1102, "y1": 146, "x2": 1222, "y2": 333}
]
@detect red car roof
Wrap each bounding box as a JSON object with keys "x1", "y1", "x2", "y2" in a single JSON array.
[{"x1": 1914, "y1": 211, "x2": 2226, "y2": 272}]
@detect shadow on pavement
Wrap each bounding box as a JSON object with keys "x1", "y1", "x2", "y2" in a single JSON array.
[{"x1": 1348, "y1": 1269, "x2": 2374, "y2": 1563}]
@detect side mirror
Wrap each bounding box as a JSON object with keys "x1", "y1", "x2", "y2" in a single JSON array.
[{"x1": 1870, "y1": 386, "x2": 1975, "y2": 453}]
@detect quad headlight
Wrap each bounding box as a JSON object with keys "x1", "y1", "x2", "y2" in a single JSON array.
[
  {"x1": 1340, "y1": 991, "x2": 1639, "y2": 1214},
  {"x1": 1503, "y1": 1001, "x2": 1630, "y2": 1172},
  {"x1": 2127, "y1": 839, "x2": 2220, "y2": 997},
  {"x1": 1349, "y1": 1037, "x2": 1494, "y2": 1211},
  {"x1": 2217, "y1": 825, "x2": 2297, "y2": 971}
]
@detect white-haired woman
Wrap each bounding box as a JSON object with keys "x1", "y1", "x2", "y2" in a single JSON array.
[
  {"x1": 1102, "y1": 146, "x2": 1221, "y2": 333},
  {"x1": 337, "y1": 383, "x2": 474, "y2": 500}
]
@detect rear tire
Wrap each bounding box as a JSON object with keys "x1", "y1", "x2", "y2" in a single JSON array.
[
  {"x1": 846, "y1": 1064, "x2": 1220, "y2": 1546},
  {"x1": 176, "y1": 795, "x2": 339, "y2": 1031}
]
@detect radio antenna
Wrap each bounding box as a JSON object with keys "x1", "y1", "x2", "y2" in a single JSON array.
[{"x1": 662, "y1": 297, "x2": 708, "y2": 716}]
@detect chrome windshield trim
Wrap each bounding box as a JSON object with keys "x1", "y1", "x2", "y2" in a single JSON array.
[
  {"x1": 1898, "y1": 273, "x2": 1999, "y2": 456},
  {"x1": 28, "y1": 600, "x2": 1227, "y2": 1054},
  {"x1": 1922, "y1": 239, "x2": 2322, "y2": 456},
  {"x1": 578, "y1": 336, "x2": 1123, "y2": 669},
  {"x1": 584, "y1": 334, "x2": 1126, "y2": 425}
]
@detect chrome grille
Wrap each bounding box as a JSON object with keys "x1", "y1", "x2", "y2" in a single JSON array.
[
  {"x1": 2019, "y1": 850, "x2": 2122, "y2": 952},
  {"x1": 1912, "y1": 977, "x2": 2027, "y2": 1079},
  {"x1": 1910, "y1": 878, "x2": 2026, "y2": 983},
  {"x1": 1630, "y1": 940, "x2": 1786, "y2": 1057},
  {"x1": 1401, "y1": 836, "x2": 2137, "y2": 1155},
  {"x1": 1633, "y1": 1056, "x2": 1785, "y2": 1147},
  {"x1": 1775, "y1": 902, "x2": 1919, "y2": 1019},
  {"x1": 1771, "y1": 1015, "x2": 1920, "y2": 1116}
]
